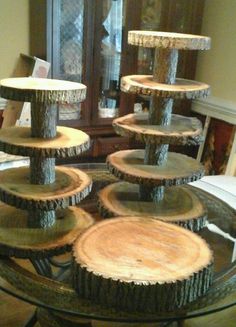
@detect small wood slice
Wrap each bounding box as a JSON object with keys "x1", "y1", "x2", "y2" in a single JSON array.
[
  {"x1": 121, "y1": 75, "x2": 210, "y2": 99},
  {"x1": 0, "y1": 77, "x2": 86, "y2": 104},
  {"x1": 0, "y1": 126, "x2": 90, "y2": 158},
  {"x1": 0, "y1": 166, "x2": 92, "y2": 210},
  {"x1": 0, "y1": 202, "x2": 94, "y2": 258},
  {"x1": 128, "y1": 31, "x2": 211, "y2": 50},
  {"x1": 113, "y1": 113, "x2": 203, "y2": 146},
  {"x1": 72, "y1": 216, "x2": 213, "y2": 313},
  {"x1": 98, "y1": 182, "x2": 207, "y2": 231},
  {"x1": 107, "y1": 150, "x2": 205, "y2": 187}
]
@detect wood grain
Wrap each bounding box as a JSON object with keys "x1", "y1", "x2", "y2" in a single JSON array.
[
  {"x1": 0, "y1": 166, "x2": 92, "y2": 210},
  {"x1": 113, "y1": 113, "x2": 203, "y2": 146},
  {"x1": 0, "y1": 126, "x2": 90, "y2": 158},
  {"x1": 128, "y1": 31, "x2": 211, "y2": 50},
  {"x1": 0, "y1": 203, "x2": 94, "y2": 258},
  {"x1": 73, "y1": 217, "x2": 213, "y2": 313},
  {"x1": 121, "y1": 75, "x2": 210, "y2": 99},
  {"x1": 107, "y1": 150, "x2": 205, "y2": 187},
  {"x1": 98, "y1": 182, "x2": 207, "y2": 231},
  {"x1": 0, "y1": 77, "x2": 86, "y2": 104}
]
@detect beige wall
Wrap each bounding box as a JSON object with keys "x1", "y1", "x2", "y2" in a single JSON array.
[
  {"x1": 0, "y1": 0, "x2": 29, "y2": 80},
  {"x1": 196, "y1": 0, "x2": 236, "y2": 102}
]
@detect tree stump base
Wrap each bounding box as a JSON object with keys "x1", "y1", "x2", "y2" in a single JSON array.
[
  {"x1": 0, "y1": 126, "x2": 90, "y2": 158},
  {"x1": 98, "y1": 182, "x2": 207, "y2": 231},
  {"x1": 128, "y1": 31, "x2": 211, "y2": 50},
  {"x1": 73, "y1": 217, "x2": 213, "y2": 313},
  {"x1": 107, "y1": 150, "x2": 205, "y2": 187},
  {"x1": 121, "y1": 76, "x2": 210, "y2": 99},
  {"x1": 113, "y1": 113, "x2": 203, "y2": 146},
  {"x1": 0, "y1": 166, "x2": 92, "y2": 210},
  {"x1": 0, "y1": 202, "x2": 94, "y2": 258}
]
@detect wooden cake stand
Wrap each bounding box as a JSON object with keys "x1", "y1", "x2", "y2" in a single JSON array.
[
  {"x1": 0, "y1": 77, "x2": 94, "y2": 258},
  {"x1": 71, "y1": 32, "x2": 213, "y2": 317},
  {"x1": 99, "y1": 31, "x2": 211, "y2": 231}
]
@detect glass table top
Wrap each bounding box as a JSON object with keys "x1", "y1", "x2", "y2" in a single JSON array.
[{"x1": 0, "y1": 163, "x2": 236, "y2": 323}]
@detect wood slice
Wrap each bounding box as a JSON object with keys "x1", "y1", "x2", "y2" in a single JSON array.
[
  {"x1": 121, "y1": 75, "x2": 210, "y2": 99},
  {"x1": 0, "y1": 126, "x2": 90, "y2": 158},
  {"x1": 107, "y1": 150, "x2": 205, "y2": 187},
  {"x1": 113, "y1": 112, "x2": 203, "y2": 146},
  {"x1": 0, "y1": 202, "x2": 94, "y2": 258},
  {"x1": 98, "y1": 182, "x2": 207, "y2": 232},
  {"x1": 0, "y1": 166, "x2": 92, "y2": 210},
  {"x1": 128, "y1": 31, "x2": 211, "y2": 50},
  {"x1": 0, "y1": 77, "x2": 86, "y2": 104},
  {"x1": 72, "y1": 217, "x2": 213, "y2": 313}
]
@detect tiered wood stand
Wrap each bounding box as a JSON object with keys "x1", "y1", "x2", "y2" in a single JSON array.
[
  {"x1": 72, "y1": 32, "x2": 214, "y2": 315},
  {"x1": 0, "y1": 77, "x2": 94, "y2": 258},
  {"x1": 99, "y1": 31, "x2": 211, "y2": 231}
]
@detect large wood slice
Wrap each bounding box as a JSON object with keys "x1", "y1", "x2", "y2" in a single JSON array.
[
  {"x1": 0, "y1": 77, "x2": 86, "y2": 104},
  {"x1": 0, "y1": 202, "x2": 94, "y2": 258},
  {"x1": 121, "y1": 75, "x2": 210, "y2": 99},
  {"x1": 113, "y1": 112, "x2": 203, "y2": 146},
  {"x1": 0, "y1": 126, "x2": 90, "y2": 158},
  {"x1": 107, "y1": 150, "x2": 205, "y2": 187},
  {"x1": 98, "y1": 182, "x2": 207, "y2": 231},
  {"x1": 72, "y1": 217, "x2": 213, "y2": 313},
  {"x1": 128, "y1": 31, "x2": 211, "y2": 50},
  {"x1": 0, "y1": 166, "x2": 92, "y2": 210}
]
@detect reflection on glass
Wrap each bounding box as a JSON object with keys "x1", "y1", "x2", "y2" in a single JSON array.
[
  {"x1": 135, "y1": 0, "x2": 162, "y2": 114},
  {"x1": 99, "y1": 0, "x2": 123, "y2": 119},
  {"x1": 58, "y1": 0, "x2": 84, "y2": 121}
]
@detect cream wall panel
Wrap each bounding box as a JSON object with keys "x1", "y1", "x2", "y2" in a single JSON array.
[
  {"x1": 196, "y1": 0, "x2": 236, "y2": 102},
  {"x1": 0, "y1": 0, "x2": 29, "y2": 80}
]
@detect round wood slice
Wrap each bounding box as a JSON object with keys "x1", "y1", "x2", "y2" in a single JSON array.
[
  {"x1": 121, "y1": 75, "x2": 210, "y2": 99},
  {"x1": 128, "y1": 31, "x2": 211, "y2": 50},
  {"x1": 107, "y1": 150, "x2": 205, "y2": 187},
  {"x1": 0, "y1": 77, "x2": 86, "y2": 104},
  {"x1": 113, "y1": 112, "x2": 203, "y2": 146},
  {"x1": 98, "y1": 182, "x2": 207, "y2": 231},
  {"x1": 0, "y1": 126, "x2": 90, "y2": 158},
  {"x1": 0, "y1": 166, "x2": 92, "y2": 210},
  {"x1": 0, "y1": 202, "x2": 94, "y2": 258},
  {"x1": 72, "y1": 217, "x2": 213, "y2": 313}
]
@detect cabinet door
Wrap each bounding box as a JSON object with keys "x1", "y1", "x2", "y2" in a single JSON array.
[
  {"x1": 47, "y1": 0, "x2": 93, "y2": 127},
  {"x1": 90, "y1": 0, "x2": 141, "y2": 126}
]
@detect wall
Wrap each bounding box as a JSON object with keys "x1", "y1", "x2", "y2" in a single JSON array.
[
  {"x1": 0, "y1": 0, "x2": 29, "y2": 80},
  {"x1": 196, "y1": 0, "x2": 236, "y2": 103},
  {"x1": 193, "y1": 0, "x2": 236, "y2": 176}
]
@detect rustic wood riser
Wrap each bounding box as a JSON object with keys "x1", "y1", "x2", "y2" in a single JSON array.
[
  {"x1": 98, "y1": 182, "x2": 207, "y2": 232},
  {"x1": 72, "y1": 217, "x2": 213, "y2": 313}
]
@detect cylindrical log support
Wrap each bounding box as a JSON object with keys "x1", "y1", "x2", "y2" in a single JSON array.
[
  {"x1": 28, "y1": 103, "x2": 58, "y2": 228},
  {"x1": 140, "y1": 49, "x2": 178, "y2": 201}
]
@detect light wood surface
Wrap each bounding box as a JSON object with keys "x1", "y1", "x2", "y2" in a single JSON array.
[
  {"x1": 0, "y1": 202, "x2": 94, "y2": 258},
  {"x1": 121, "y1": 75, "x2": 210, "y2": 99},
  {"x1": 0, "y1": 166, "x2": 92, "y2": 210},
  {"x1": 0, "y1": 77, "x2": 87, "y2": 104},
  {"x1": 73, "y1": 216, "x2": 213, "y2": 313},
  {"x1": 0, "y1": 126, "x2": 90, "y2": 158},
  {"x1": 113, "y1": 113, "x2": 203, "y2": 146},
  {"x1": 128, "y1": 31, "x2": 211, "y2": 50},
  {"x1": 107, "y1": 150, "x2": 205, "y2": 187},
  {"x1": 98, "y1": 182, "x2": 207, "y2": 231}
]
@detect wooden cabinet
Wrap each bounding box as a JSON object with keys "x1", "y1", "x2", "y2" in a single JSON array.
[{"x1": 30, "y1": 0, "x2": 205, "y2": 158}]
